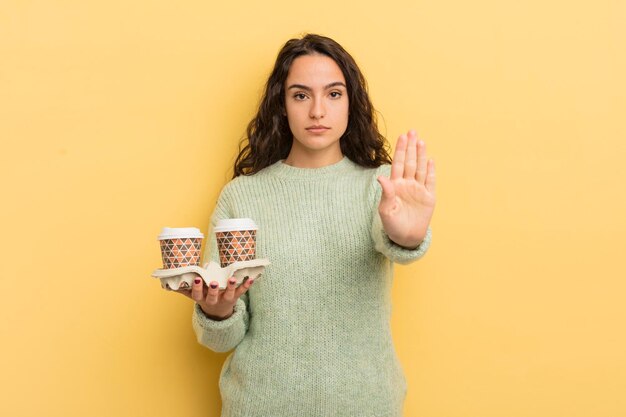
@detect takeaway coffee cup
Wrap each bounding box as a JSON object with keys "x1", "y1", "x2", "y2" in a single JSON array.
[
  {"x1": 214, "y1": 218, "x2": 258, "y2": 267},
  {"x1": 157, "y1": 227, "x2": 204, "y2": 269}
]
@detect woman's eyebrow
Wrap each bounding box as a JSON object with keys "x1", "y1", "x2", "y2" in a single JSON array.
[{"x1": 287, "y1": 81, "x2": 347, "y2": 91}]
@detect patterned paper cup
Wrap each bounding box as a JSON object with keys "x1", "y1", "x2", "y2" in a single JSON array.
[
  {"x1": 214, "y1": 218, "x2": 258, "y2": 267},
  {"x1": 157, "y1": 227, "x2": 204, "y2": 269}
]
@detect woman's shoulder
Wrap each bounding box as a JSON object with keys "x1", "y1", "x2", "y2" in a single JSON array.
[
  {"x1": 358, "y1": 162, "x2": 391, "y2": 184},
  {"x1": 219, "y1": 162, "x2": 278, "y2": 194},
  {"x1": 372, "y1": 163, "x2": 392, "y2": 176}
]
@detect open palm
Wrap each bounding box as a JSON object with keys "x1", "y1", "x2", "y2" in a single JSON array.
[{"x1": 377, "y1": 130, "x2": 436, "y2": 249}]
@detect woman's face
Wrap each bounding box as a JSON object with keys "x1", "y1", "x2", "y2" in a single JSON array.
[{"x1": 283, "y1": 53, "x2": 349, "y2": 161}]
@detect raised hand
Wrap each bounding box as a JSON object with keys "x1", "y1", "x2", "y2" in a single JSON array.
[{"x1": 377, "y1": 130, "x2": 436, "y2": 249}]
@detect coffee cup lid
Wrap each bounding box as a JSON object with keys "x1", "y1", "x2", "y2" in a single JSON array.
[
  {"x1": 214, "y1": 218, "x2": 258, "y2": 233},
  {"x1": 158, "y1": 227, "x2": 204, "y2": 240}
]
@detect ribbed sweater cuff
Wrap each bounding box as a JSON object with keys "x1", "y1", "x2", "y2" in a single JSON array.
[
  {"x1": 192, "y1": 298, "x2": 248, "y2": 353},
  {"x1": 372, "y1": 214, "x2": 432, "y2": 265}
]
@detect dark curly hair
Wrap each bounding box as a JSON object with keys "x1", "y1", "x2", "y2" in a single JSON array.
[{"x1": 233, "y1": 33, "x2": 392, "y2": 177}]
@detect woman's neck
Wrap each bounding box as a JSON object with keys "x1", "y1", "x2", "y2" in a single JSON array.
[{"x1": 283, "y1": 148, "x2": 344, "y2": 168}]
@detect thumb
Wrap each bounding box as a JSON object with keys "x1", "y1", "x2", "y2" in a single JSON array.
[{"x1": 377, "y1": 175, "x2": 396, "y2": 205}]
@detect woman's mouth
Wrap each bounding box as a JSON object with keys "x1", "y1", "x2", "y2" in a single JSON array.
[{"x1": 306, "y1": 126, "x2": 330, "y2": 133}]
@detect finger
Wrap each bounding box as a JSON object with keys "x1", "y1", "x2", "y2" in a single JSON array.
[
  {"x1": 404, "y1": 130, "x2": 418, "y2": 179},
  {"x1": 222, "y1": 277, "x2": 237, "y2": 302},
  {"x1": 235, "y1": 277, "x2": 255, "y2": 298},
  {"x1": 190, "y1": 278, "x2": 205, "y2": 302},
  {"x1": 377, "y1": 176, "x2": 397, "y2": 213},
  {"x1": 425, "y1": 159, "x2": 436, "y2": 196},
  {"x1": 391, "y1": 133, "x2": 407, "y2": 180},
  {"x1": 205, "y1": 281, "x2": 220, "y2": 305},
  {"x1": 416, "y1": 138, "x2": 428, "y2": 184}
]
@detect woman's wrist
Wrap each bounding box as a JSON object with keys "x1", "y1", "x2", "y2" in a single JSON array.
[
  {"x1": 389, "y1": 236, "x2": 422, "y2": 250},
  {"x1": 199, "y1": 305, "x2": 234, "y2": 321}
]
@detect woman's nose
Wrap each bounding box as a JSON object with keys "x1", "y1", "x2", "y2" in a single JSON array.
[{"x1": 309, "y1": 98, "x2": 325, "y2": 119}]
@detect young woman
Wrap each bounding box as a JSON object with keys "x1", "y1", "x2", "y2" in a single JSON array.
[{"x1": 177, "y1": 33, "x2": 436, "y2": 417}]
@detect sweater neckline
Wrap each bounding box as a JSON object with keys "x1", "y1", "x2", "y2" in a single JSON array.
[{"x1": 268, "y1": 156, "x2": 355, "y2": 179}]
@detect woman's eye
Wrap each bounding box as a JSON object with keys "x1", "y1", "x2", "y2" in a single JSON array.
[
  {"x1": 330, "y1": 91, "x2": 342, "y2": 98},
  {"x1": 294, "y1": 93, "x2": 307, "y2": 100}
]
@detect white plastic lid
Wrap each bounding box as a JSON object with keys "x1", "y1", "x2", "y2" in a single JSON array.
[
  {"x1": 213, "y1": 218, "x2": 258, "y2": 233},
  {"x1": 157, "y1": 227, "x2": 204, "y2": 240}
]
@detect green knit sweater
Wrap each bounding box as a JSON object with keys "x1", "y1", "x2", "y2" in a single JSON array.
[{"x1": 192, "y1": 156, "x2": 432, "y2": 417}]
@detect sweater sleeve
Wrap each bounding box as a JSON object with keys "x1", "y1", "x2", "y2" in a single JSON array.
[
  {"x1": 191, "y1": 183, "x2": 251, "y2": 353},
  {"x1": 369, "y1": 164, "x2": 433, "y2": 265}
]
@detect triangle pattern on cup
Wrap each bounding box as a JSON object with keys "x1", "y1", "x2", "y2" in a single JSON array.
[
  {"x1": 217, "y1": 230, "x2": 256, "y2": 267},
  {"x1": 160, "y1": 237, "x2": 202, "y2": 269}
]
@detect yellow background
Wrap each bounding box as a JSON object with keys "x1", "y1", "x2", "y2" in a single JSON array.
[{"x1": 1, "y1": 0, "x2": 625, "y2": 416}]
